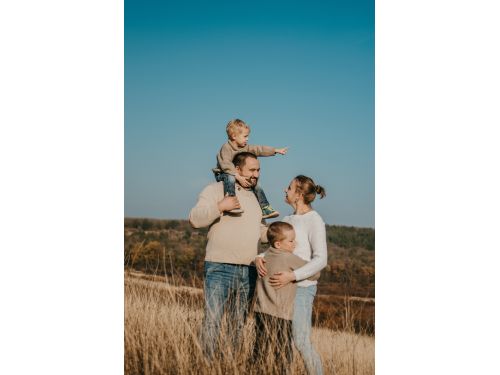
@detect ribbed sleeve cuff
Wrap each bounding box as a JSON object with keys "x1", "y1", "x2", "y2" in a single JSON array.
[{"x1": 293, "y1": 269, "x2": 302, "y2": 281}]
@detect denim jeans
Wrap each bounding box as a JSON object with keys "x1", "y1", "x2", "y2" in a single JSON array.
[
  {"x1": 215, "y1": 172, "x2": 236, "y2": 197},
  {"x1": 253, "y1": 184, "x2": 270, "y2": 208},
  {"x1": 293, "y1": 285, "x2": 323, "y2": 375},
  {"x1": 214, "y1": 172, "x2": 270, "y2": 208},
  {"x1": 200, "y1": 261, "x2": 257, "y2": 359}
]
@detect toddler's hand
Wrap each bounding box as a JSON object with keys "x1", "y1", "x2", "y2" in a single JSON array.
[
  {"x1": 275, "y1": 147, "x2": 288, "y2": 155},
  {"x1": 236, "y1": 174, "x2": 251, "y2": 188}
]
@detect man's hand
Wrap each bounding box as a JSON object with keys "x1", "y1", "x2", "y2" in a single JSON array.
[
  {"x1": 255, "y1": 257, "x2": 267, "y2": 277},
  {"x1": 235, "y1": 173, "x2": 251, "y2": 188},
  {"x1": 275, "y1": 147, "x2": 288, "y2": 155},
  {"x1": 217, "y1": 195, "x2": 241, "y2": 213}
]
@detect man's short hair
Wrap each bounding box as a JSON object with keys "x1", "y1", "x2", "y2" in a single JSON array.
[
  {"x1": 267, "y1": 221, "x2": 294, "y2": 247},
  {"x1": 233, "y1": 152, "x2": 257, "y2": 168}
]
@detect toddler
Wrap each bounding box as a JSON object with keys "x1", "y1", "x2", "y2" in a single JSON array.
[{"x1": 212, "y1": 119, "x2": 287, "y2": 218}]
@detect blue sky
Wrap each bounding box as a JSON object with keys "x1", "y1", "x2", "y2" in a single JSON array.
[{"x1": 125, "y1": 0, "x2": 374, "y2": 227}]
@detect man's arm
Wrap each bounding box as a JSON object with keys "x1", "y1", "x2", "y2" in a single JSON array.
[
  {"x1": 254, "y1": 223, "x2": 269, "y2": 276},
  {"x1": 188, "y1": 184, "x2": 221, "y2": 228},
  {"x1": 189, "y1": 184, "x2": 242, "y2": 228},
  {"x1": 260, "y1": 222, "x2": 269, "y2": 244}
]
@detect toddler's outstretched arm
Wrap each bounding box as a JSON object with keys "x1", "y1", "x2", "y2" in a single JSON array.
[{"x1": 274, "y1": 147, "x2": 288, "y2": 155}]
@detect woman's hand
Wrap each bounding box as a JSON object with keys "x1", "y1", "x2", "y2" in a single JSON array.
[
  {"x1": 269, "y1": 271, "x2": 296, "y2": 289},
  {"x1": 255, "y1": 257, "x2": 267, "y2": 277}
]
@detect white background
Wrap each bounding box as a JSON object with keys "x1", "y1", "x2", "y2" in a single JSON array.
[{"x1": 1, "y1": 0, "x2": 499, "y2": 374}]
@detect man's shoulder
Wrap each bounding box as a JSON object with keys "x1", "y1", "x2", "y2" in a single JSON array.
[{"x1": 201, "y1": 182, "x2": 223, "y2": 194}]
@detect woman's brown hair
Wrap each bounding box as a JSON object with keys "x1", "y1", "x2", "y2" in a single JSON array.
[{"x1": 294, "y1": 175, "x2": 326, "y2": 204}]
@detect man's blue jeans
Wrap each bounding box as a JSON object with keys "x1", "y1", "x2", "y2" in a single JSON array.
[
  {"x1": 293, "y1": 285, "x2": 324, "y2": 375},
  {"x1": 200, "y1": 261, "x2": 257, "y2": 359}
]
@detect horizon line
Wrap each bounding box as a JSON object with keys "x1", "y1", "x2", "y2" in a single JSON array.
[{"x1": 124, "y1": 216, "x2": 375, "y2": 230}]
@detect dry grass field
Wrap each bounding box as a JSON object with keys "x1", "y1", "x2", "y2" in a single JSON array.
[{"x1": 125, "y1": 272, "x2": 374, "y2": 375}]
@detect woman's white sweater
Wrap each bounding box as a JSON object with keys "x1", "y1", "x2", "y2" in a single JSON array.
[{"x1": 283, "y1": 210, "x2": 328, "y2": 287}]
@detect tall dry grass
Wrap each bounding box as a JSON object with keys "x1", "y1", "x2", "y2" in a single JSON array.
[{"x1": 125, "y1": 272, "x2": 374, "y2": 375}]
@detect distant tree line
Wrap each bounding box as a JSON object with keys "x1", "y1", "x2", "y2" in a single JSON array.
[
  {"x1": 125, "y1": 218, "x2": 207, "y2": 233},
  {"x1": 125, "y1": 218, "x2": 373, "y2": 250},
  {"x1": 124, "y1": 218, "x2": 375, "y2": 297}
]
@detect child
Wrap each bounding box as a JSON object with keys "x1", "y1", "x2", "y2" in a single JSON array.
[
  {"x1": 212, "y1": 119, "x2": 287, "y2": 218},
  {"x1": 253, "y1": 221, "x2": 319, "y2": 373}
]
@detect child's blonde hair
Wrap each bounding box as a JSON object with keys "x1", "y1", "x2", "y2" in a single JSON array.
[
  {"x1": 267, "y1": 221, "x2": 294, "y2": 248},
  {"x1": 226, "y1": 119, "x2": 250, "y2": 139}
]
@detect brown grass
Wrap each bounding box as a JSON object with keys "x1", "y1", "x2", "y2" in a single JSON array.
[{"x1": 125, "y1": 272, "x2": 374, "y2": 375}]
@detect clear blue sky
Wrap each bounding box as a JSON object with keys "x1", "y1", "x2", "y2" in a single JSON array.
[{"x1": 125, "y1": 0, "x2": 374, "y2": 227}]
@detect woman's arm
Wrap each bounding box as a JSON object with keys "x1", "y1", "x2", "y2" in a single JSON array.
[
  {"x1": 269, "y1": 214, "x2": 327, "y2": 288},
  {"x1": 293, "y1": 217, "x2": 327, "y2": 281}
]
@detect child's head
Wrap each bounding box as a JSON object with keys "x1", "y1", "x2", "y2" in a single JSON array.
[
  {"x1": 267, "y1": 221, "x2": 296, "y2": 252},
  {"x1": 226, "y1": 119, "x2": 250, "y2": 147}
]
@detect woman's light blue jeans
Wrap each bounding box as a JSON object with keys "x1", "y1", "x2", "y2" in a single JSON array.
[{"x1": 293, "y1": 285, "x2": 324, "y2": 375}]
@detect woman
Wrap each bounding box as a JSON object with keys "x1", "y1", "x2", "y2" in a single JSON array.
[{"x1": 256, "y1": 175, "x2": 327, "y2": 375}]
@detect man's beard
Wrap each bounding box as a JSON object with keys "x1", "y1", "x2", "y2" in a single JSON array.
[{"x1": 246, "y1": 177, "x2": 258, "y2": 187}]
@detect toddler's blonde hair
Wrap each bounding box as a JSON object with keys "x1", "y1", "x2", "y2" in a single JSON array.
[{"x1": 226, "y1": 119, "x2": 250, "y2": 139}]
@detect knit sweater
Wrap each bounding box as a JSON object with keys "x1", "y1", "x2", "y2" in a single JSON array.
[
  {"x1": 212, "y1": 141, "x2": 276, "y2": 176},
  {"x1": 189, "y1": 182, "x2": 268, "y2": 265},
  {"x1": 254, "y1": 247, "x2": 320, "y2": 320},
  {"x1": 283, "y1": 211, "x2": 328, "y2": 287}
]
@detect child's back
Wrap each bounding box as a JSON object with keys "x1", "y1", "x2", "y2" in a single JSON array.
[{"x1": 255, "y1": 247, "x2": 309, "y2": 320}]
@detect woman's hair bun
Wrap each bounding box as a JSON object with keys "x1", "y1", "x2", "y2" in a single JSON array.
[
  {"x1": 315, "y1": 185, "x2": 326, "y2": 199},
  {"x1": 294, "y1": 175, "x2": 326, "y2": 203}
]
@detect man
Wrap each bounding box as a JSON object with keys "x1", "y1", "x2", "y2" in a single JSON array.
[{"x1": 189, "y1": 152, "x2": 268, "y2": 359}]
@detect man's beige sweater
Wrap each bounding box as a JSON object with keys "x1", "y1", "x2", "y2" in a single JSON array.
[
  {"x1": 255, "y1": 248, "x2": 320, "y2": 320},
  {"x1": 189, "y1": 182, "x2": 268, "y2": 265},
  {"x1": 212, "y1": 142, "x2": 276, "y2": 176}
]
